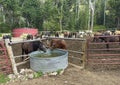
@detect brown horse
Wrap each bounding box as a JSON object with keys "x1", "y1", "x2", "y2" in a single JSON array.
[
  {"x1": 93, "y1": 30, "x2": 120, "y2": 50},
  {"x1": 50, "y1": 39, "x2": 67, "y2": 49},
  {"x1": 21, "y1": 34, "x2": 47, "y2": 60}
]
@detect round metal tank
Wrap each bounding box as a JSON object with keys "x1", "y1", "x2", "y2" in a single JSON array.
[
  {"x1": 29, "y1": 49, "x2": 68, "y2": 73},
  {"x1": 12, "y1": 28, "x2": 38, "y2": 37}
]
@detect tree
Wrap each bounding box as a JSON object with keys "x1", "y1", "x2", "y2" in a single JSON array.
[{"x1": 108, "y1": 0, "x2": 120, "y2": 29}]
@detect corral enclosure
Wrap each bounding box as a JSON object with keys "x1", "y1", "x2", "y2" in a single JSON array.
[
  {"x1": 11, "y1": 37, "x2": 120, "y2": 72},
  {"x1": 11, "y1": 38, "x2": 86, "y2": 72},
  {"x1": 3, "y1": 37, "x2": 120, "y2": 85},
  {"x1": 0, "y1": 37, "x2": 120, "y2": 85}
]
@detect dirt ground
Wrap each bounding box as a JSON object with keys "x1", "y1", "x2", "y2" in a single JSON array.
[
  {"x1": 4, "y1": 64, "x2": 120, "y2": 85},
  {"x1": 3, "y1": 38, "x2": 120, "y2": 85}
]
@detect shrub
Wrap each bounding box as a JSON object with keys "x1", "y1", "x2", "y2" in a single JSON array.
[{"x1": 93, "y1": 25, "x2": 106, "y2": 32}]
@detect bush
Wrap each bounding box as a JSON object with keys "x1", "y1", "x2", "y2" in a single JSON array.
[
  {"x1": 0, "y1": 33, "x2": 2, "y2": 37},
  {"x1": 93, "y1": 25, "x2": 106, "y2": 32}
]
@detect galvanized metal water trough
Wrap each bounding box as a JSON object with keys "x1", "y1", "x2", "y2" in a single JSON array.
[{"x1": 29, "y1": 49, "x2": 68, "y2": 73}]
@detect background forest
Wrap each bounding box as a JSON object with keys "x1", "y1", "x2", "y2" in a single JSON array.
[{"x1": 0, "y1": 0, "x2": 120, "y2": 32}]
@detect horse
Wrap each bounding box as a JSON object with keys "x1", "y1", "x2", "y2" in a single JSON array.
[
  {"x1": 93, "y1": 30, "x2": 119, "y2": 50},
  {"x1": 2, "y1": 35, "x2": 12, "y2": 42},
  {"x1": 21, "y1": 34, "x2": 47, "y2": 60},
  {"x1": 50, "y1": 39, "x2": 67, "y2": 50},
  {"x1": 55, "y1": 32, "x2": 59, "y2": 37}
]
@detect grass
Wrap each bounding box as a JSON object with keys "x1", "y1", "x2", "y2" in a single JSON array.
[
  {"x1": 33, "y1": 71, "x2": 43, "y2": 78},
  {"x1": 0, "y1": 73, "x2": 10, "y2": 84}
]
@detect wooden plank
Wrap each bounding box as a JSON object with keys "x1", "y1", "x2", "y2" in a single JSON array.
[
  {"x1": 69, "y1": 63, "x2": 84, "y2": 69},
  {"x1": 4, "y1": 39, "x2": 18, "y2": 75},
  {"x1": 16, "y1": 60, "x2": 29, "y2": 66},
  {"x1": 9, "y1": 38, "x2": 46, "y2": 45},
  {"x1": 88, "y1": 62, "x2": 120, "y2": 65},
  {"x1": 68, "y1": 50, "x2": 84, "y2": 54},
  {"x1": 69, "y1": 56, "x2": 82, "y2": 61},
  {"x1": 89, "y1": 42, "x2": 120, "y2": 45},
  {"x1": 47, "y1": 37, "x2": 86, "y2": 41},
  {"x1": 88, "y1": 54, "x2": 120, "y2": 56},
  {"x1": 14, "y1": 55, "x2": 28, "y2": 58},
  {"x1": 93, "y1": 35, "x2": 120, "y2": 38},
  {"x1": 88, "y1": 58, "x2": 120, "y2": 61},
  {"x1": 88, "y1": 48, "x2": 120, "y2": 51},
  {"x1": 81, "y1": 40, "x2": 87, "y2": 68}
]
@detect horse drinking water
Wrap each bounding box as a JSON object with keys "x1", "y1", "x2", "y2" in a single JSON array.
[
  {"x1": 21, "y1": 34, "x2": 47, "y2": 60},
  {"x1": 50, "y1": 39, "x2": 67, "y2": 50}
]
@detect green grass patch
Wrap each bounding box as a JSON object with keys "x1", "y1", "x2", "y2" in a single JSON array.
[
  {"x1": 33, "y1": 71, "x2": 43, "y2": 78},
  {"x1": 0, "y1": 73, "x2": 10, "y2": 84}
]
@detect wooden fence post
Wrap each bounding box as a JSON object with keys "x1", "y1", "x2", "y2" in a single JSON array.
[
  {"x1": 81, "y1": 40, "x2": 87, "y2": 69},
  {"x1": 4, "y1": 39, "x2": 18, "y2": 75}
]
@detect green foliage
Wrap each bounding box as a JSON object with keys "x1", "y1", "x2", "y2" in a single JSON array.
[
  {"x1": 0, "y1": 73, "x2": 10, "y2": 84},
  {"x1": 33, "y1": 71, "x2": 43, "y2": 78},
  {"x1": 0, "y1": 34, "x2": 2, "y2": 37},
  {"x1": 93, "y1": 25, "x2": 106, "y2": 31},
  {"x1": 108, "y1": 0, "x2": 120, "y2": 28},
  {"x1": 0, "y1": 23, "x2": 11, "y2": 33},
  {"x1": 0, "y1": 0, "x2": 120, "y2": 32},
  {"x1": 56, "y1": 69, "x2": 63, "y2": 75}
]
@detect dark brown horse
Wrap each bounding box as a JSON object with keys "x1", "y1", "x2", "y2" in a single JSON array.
[
  {"x1": 93, "y1": 31, "x2": 119, "y2": 50},
  {"x1": 21, "y1": 34, "x2": 47, "y2": 60},
  {"x1": 2, "y1": 35, "x2": 12, "y2": 42}
]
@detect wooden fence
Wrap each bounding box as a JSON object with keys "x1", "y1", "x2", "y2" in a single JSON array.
[
  {"x1": 47, "y1": 37, "x2": 87, "y2": 69},
  {"x1": 4, "y1": 37, "x2": 87, "y2": 74},
  {"x1": 5, "y1": 38, "x2": 46, "y2": 74}
]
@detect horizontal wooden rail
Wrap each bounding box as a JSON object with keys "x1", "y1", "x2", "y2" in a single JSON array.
[
  {"x1": 14, "y1": 55, "x2": 28, "y2": 58},
  {"x1": 88, "y1": 62, "x2": 120, "y2": 65},
  {"x1": 9, "y1": 38, "x2": 46, "y2": 45},
  {"x1": 69, "y1": 56, "x2": 83, "y2": 61},
  {"x1": 88, "y1": 54, "x2": 120, "y2": 56},
  {"x1": 46, "y1": 37, "x2": 86, "y2": 41},
  {"x1": 16, "y1": 60, "x2": 29, "y2": 66},
  {"x1": 93, "y1": 35, "x2": 120, "y2": 37},
  {"x1": 88, "y1": 58, "x2": 120, "y2": 61},
  {"x1": 68, "y1": 50, "x2": 84, "y2": 54},
  {"x1": 89, "y1": 42, "x2": 120, "y2": 45},
  {"x1": 88, "y1": 48, "x2": 120, "y2": 51}
]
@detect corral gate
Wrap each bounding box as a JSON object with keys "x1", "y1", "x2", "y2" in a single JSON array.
[
  {"x1": 86, "y1": 35, "x2": 120, "y2": 65},
  {"x1": 0, "y1": 40, "x2": 12, "y2": 74}
]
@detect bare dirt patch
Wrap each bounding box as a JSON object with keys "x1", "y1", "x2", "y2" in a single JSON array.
[{"x1": 4, "y1": 64, "x2": 120, "y2": 85}]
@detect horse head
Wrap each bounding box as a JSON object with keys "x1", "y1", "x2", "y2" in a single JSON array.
[
  {"x1": 38, "y1": 41, "x2": 47, "y2": 52},
  {"x1": 50, "y1": 39, "x2": 67, "y2": 50},
  {"x1": 2, "y1": 35, "x2": 12, "y2": 42},
  {"x1": 26, "y1": 34, "x2": 33, "y2": 40}
]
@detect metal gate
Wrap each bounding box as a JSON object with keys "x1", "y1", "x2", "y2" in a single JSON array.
[
  {"x1": 0, "y1": 40, "x2": 12, "y2": 74},
  {"x1": 87, "y1": 35, "x2": 120, "y2": 65}
]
